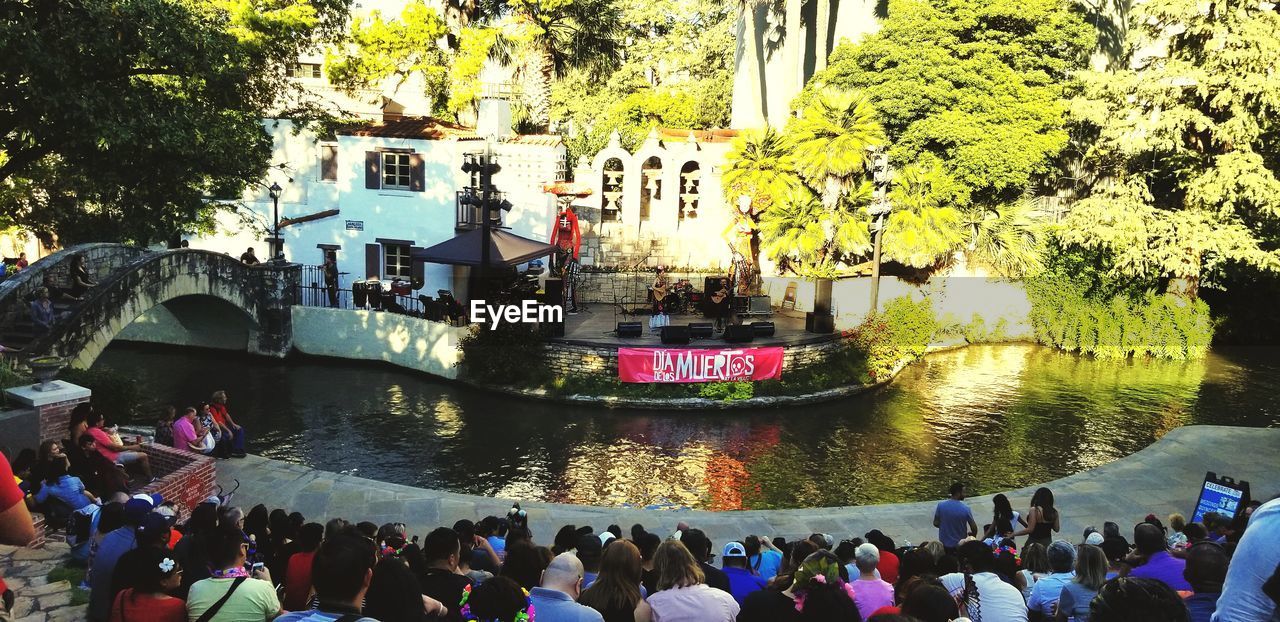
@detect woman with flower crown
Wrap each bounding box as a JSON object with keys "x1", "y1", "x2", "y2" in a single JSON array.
[{"x1": 109, "y1": 548, "x2": 186, "y2": 622}]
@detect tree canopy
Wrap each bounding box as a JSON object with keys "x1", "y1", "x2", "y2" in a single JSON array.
[
  {"x1": 1059, "y1": 0, "x2": 1280, "y2": 298},
  {"x1": 807, "y1": 0, "x2": 1093, "y2": 208},
  {"x1": 0, "y1": 0, "x2": 350, "y2": 245}
]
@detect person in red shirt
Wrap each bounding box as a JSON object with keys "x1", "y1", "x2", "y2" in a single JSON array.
[
  {"x1": 1, "y1": 450, "x2": 36, "y2": 618},
  {"x1": 865, "y1": 529, "x2": 900, "y2": 584},
  {"x1": 549, "y1": 206, "x2": 582, "y2": 313},
  {"x1": 282, "y1": 522, "x2": 324, "y2": 610},
  {"x1": 109, "y1": 548, "x2": 186, "y2": 622},
  {"x1": 209, "y1": 390, "x2": 246, "y2": 458},
  {"x1": 84, "y1": 409, "x2": 153, "y2": 480}
]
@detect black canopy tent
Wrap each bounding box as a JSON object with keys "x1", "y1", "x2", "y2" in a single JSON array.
[{"x1": 410, "y1": 228, "x2": 556, "y2": 268}]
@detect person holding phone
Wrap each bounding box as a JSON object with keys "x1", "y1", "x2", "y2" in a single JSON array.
[{"x1": 186, "y1": 525, "x2": 283, "y2": 621}]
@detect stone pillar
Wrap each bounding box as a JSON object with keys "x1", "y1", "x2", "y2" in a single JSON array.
[
  {"x1": 4, "y1": 382, "x2": 91, "y2": 445},
  {"x1": 248, "y1": 262, "x2": 300, "y2": 358}
]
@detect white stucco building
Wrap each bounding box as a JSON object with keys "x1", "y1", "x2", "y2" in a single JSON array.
[
  {"x1": 569, "y1": 127, "x2": 743, "y2": 271},
  {"x1": 195, "y1": 109, "x2": 566, "y2": 299}
]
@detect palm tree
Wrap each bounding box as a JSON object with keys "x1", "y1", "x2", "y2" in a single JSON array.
[
  {"x1": 789, "y1": 85, "x2": 886, "y2": 209},
  {"x1": 758, "y1": 179, "x2": 873, "y2": 275},
  {"x1": 498, "y1": 0, "x2": 623, "y2": 130},
  {"x1": 786, "y1": 0, "x2": 804, "y2": 93},
  {"x1": 882, "y1": 163, "x2": 965, "y2": 268},
  {"x1": 961, "y1": 200, "x2": 1046, "y2": 277},
  {"x1": 724, "y1": 128, "x2": 803, "y2": 287}
]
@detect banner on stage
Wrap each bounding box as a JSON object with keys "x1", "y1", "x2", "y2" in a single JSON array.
[{"x1": 618, "y1": 347, "x2": 784, "y2": 383}]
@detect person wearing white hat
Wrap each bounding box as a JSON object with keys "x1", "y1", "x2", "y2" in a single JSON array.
[{"x1": 720, "y1": 542, "x2": 766, "y2": 605}]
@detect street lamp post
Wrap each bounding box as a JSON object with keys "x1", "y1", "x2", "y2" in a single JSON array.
[
  {"x1": 268, "y1": 182, "x2": 283, "y2": 262},
  {"x1": 867, "y1": 148, "x2": 892, "y2": 314}
]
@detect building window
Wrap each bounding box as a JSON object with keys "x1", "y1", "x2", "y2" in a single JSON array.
[
  {"x1": 289, "y1": 63, "x2": 322, "y2": 79},
  {"x1": 383, "y1": 243, "x2": 411, "y2": 279},
  {"x1": 320, "y1": 144, "x2": 338, "y2": 181},
  {"x1": 382, "y1": 152, "x2": 411, "y2": 190}
]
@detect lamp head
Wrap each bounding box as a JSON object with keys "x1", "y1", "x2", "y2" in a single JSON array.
[{"x1": 268, "y1": 182, "x2": 282, "y2": 200}]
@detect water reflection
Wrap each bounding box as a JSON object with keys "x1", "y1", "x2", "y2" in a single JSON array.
[{"x1": 93, "y1": 344, "x2": 1279, "y2": 510}]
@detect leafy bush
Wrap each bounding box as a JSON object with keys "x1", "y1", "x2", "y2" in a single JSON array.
[
  {"x1": 458, "y1": 323, "x2": 552, "y2": 386},
  {"x1": 1026, "y1": 275, "x2": 1213, "y2": 359},
  {"x1": 698, "y1": 382, "x2": 754, "y2": 402},
  {"x1": 961, "y1": 313, "x2": 1011, "y2": 343},
  {"x1": 848, "y1": 296, "x2": 939, "y2": 381},
  {"x1": 59, "y1": 367, "x2": 145, "y2": 422}
]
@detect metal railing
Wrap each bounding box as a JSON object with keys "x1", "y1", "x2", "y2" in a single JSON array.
[{"x1": 294, "y1": 265, "x2": 467, "y2": 325}]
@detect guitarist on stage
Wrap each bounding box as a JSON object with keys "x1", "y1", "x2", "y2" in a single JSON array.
[
  {"x1": 651, "y1": 267, "x2": 675, "y2": 314},
  {"x1": 711, "y1": 277, "x2": 732, "y2": 331}
]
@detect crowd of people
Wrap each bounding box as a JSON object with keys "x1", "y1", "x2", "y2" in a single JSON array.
[{"x1": 2, "y1": 434, "x2": 1277, "y2": 622}]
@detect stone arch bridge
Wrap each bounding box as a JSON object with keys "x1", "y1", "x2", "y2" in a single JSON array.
[{"x1": 0, "y1": 244, "x2": 300, "y2": 368}]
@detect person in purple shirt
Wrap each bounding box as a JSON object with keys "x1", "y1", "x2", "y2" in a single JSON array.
[
  {"x1": 720, "y1": 542, "x2": 766, "y2": 604},
  {"x1": 1182, "y1": 541, "x2": 1228, "y2": 622},
  {"x1": 1126, "y1": 522, "x2": 1191, "y2": 591}
]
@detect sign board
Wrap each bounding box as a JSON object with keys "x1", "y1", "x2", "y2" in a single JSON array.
[
  {"x1": 618, "y1": 347, "x2": 784, "y2": 383},
  {"x1": 1192, "y1": 471, "x2": 1250, "y2": 524},
  {"x1": 345, "y1": 220, "x2": 364, "y2": 231}
]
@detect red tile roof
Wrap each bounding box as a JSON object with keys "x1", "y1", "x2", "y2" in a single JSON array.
[
  {"x1": 658, "y1": 128, "x2": 741, "y2": 144},
  {"x1": 503, "y1": 134, "x2": 564, "y2": 147},
  {"x1": 338, "y1": 116, "x2": 478, "y2": 140}
]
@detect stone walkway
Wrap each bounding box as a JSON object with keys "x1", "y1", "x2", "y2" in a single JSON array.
[
  {"x1": 0, "y1": 541, "x2": 86, "y2": 622},
  {"x1": 217, "y1": 425, "x2": 1279, "y2": 548}
]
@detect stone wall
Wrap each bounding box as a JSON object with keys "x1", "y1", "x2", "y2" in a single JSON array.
[
  {"x1": 115, "y1": 296, "x2": 252, "y2": 351},
  {"x1": 4, "y1": 382, "x2": 91, "y2": 446},
  {"x1": 291, "y1": 306, "x2": 468, "y2": 380}
]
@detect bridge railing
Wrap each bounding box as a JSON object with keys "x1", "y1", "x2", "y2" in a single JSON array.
[
  {"x1": 0, "y1": 244, "x2": 151, "y2": 351},
  {"x1": 293, "y1": 264, "x2": 464, "y2": 322}
]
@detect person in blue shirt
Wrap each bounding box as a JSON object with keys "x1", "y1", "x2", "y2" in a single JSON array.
[
  {"x1": 745, "y1": 535, "x2": 783, "y2": 580},
  {"x1": 934, "y1": 482, "x2": 978, "y2": 553},
  {"x1": 33, "y1": 458, "x2": 97, "y2": 512},
  {"x1": 721, "y1": 542, "x2": 767, "y2": 605},
  {"x1": 1182, "y1": 541, "x2": 1228, "y2": 622},
  {"x1": 1027, "y1": 540, "x2": 1075, "y2": 617},
  {"x1": 530, "y1": 553, "x2": 605, "y2": 622}
]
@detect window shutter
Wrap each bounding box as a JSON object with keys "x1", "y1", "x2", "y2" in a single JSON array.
[
  {"x1": 410, "y1": 247, "x2": 425, "y2": 289},
  {"x1": 321, "y1": 145, "x2": 338, "y2": 181},
  {"x1": 365, "y1": 243, "x2": 381, "y2": 279},
  {"x1": 365, "y1": 152, "x2": 380, "y2": 189},
  {"x1": 409, "y1": 153, "x2": 425, "y2": 192}
]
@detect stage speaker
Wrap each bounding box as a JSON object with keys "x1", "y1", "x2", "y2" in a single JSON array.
[
  {"x1": 688, "y1": 322, "x2": 714, "y2": 339},
  {"x1": 750, "y1": 321, "x2": 775, "y2": 337},
  {"x1": 542, "y1": 278, "x2": 563, "y2": 306},
  {"x1": 724, "y1": 324, "x2": 755, "y2": 343},
  {"x1": 616, "y1": 322, "x2": 643, "y2": 338},
  {"x1": 661, "y1": 325, "x2": 691, "y2": 345},
  {"x1": 805, "y1": 312, "x2": 835, "y2": 334},
  {"x1": 814, "y1": 278, "x2": 833, "y2": 315},
  {"x1": 703, "y1": 276, "x2": 728, "y2": 317},
  {"x1": 749, "y1": 295, "x2": 772, "y2": 315}
]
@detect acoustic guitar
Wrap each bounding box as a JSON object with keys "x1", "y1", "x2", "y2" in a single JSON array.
[
  {"x1": 710, "y1": 287, "x2": 729, "y2": 305},
  {"x1": 652, "y1": 278, "x2": 669, "y2": 300}
]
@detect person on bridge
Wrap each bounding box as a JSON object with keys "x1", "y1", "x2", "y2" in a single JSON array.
[
  {"x1": 69, "y1": 253, "x2": 98, "y2": 298},
  {"x1": 30, "y1": 287, "x2": 55, "y2": 335},
  {"x1": 241, "y1": 247, "x2": 260, "y2": 265},
  {"x1": 210, "y1": 390, "x2": 247, "y2": 459}
]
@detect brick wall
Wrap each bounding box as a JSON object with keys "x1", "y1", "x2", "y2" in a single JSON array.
[
  {"x1": 138, "y1": 443, "x2": 216, "y2": 519},
  {"x1": 37, "y1": 396, "x2": 90, "y2": 443}
]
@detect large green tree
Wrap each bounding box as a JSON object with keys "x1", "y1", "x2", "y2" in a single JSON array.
[
  {"x1": 807, "y1": 0, "x2": 1092, "y2": 208},
  {"x1": 0, "y1": 0, "x2": 349, "y2": 245},
  {"x1": 1059, "y1": 0, "x2": 1280, "y2": 298}
]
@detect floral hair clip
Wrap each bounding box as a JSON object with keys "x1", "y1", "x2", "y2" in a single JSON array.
[
  {"x1": 159, "y1": 558, "x2": 176, "y2": 573},
  {"x1": 514, "y1": 587, "x2": 535, "y2": 622}
]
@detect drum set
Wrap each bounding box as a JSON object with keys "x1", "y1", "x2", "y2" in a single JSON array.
[{"x1": 649, "y1": 278, "x2": 701, "y2": 315}]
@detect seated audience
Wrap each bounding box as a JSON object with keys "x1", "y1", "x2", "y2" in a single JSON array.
[
  {"x1": 720, "y1": 541, "x2": 766, "y2": 605},
  {"x1": 84, "y1": 410, "x2": 152, "y2": 480},
  {"x1": 419, "y1": 527, "x2": 473, "y2": 622},
  {"x1": 186, "y1": 524, "x2": 282, "y2": 621},
  {"x1": 1126, "y1": 522, "x2": 1190, "y2": 591},
  {"x1": 530, "y1": 552, "x2": 605, "y2": 622},
  {"x1": 276, "y1": 531, "x2": 380, "y2": 622},
  {"x1": 1028, "y1": 540, "x2": 1076, "y2": 617},
  {"x1": 580, "y1": 539, "x2": 652, "y2": 622},
  {"x1": 1213, "y1": 497, "x2": 1279, "y2": 621},
  {"x1": 1089, "y1": 577, "x2": 1189, "y2": 622},
  {"x1": 1055, "y1": 543, "x2": 1107, "y2": 622},
  {"x1": 1181, "y1": 541, "x2": 1228, "y2": 622},
  {"x1": 646, "y1": 540, "x2": 739, "y2": 622},
  {"x1": 466, "y1": 576, "x2": 533, "y2": 622},
  {"x1": 939, "y1": 541, "x2": 1028, "y2": 621},
  {"x1": 108, "y1": 548, "x2": 186, "y2": 622},
  {"x1": 851, "y1": 543, "x2": 894, "y2": 618}
]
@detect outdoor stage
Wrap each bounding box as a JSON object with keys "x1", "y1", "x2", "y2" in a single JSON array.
[{"x1": 550, "y1": 307, "x2": 839, "y2": 349}]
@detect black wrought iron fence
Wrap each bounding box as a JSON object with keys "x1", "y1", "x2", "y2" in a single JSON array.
[{"x1": 294, "y1": 265, "x2": 467, "y2": 325}]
